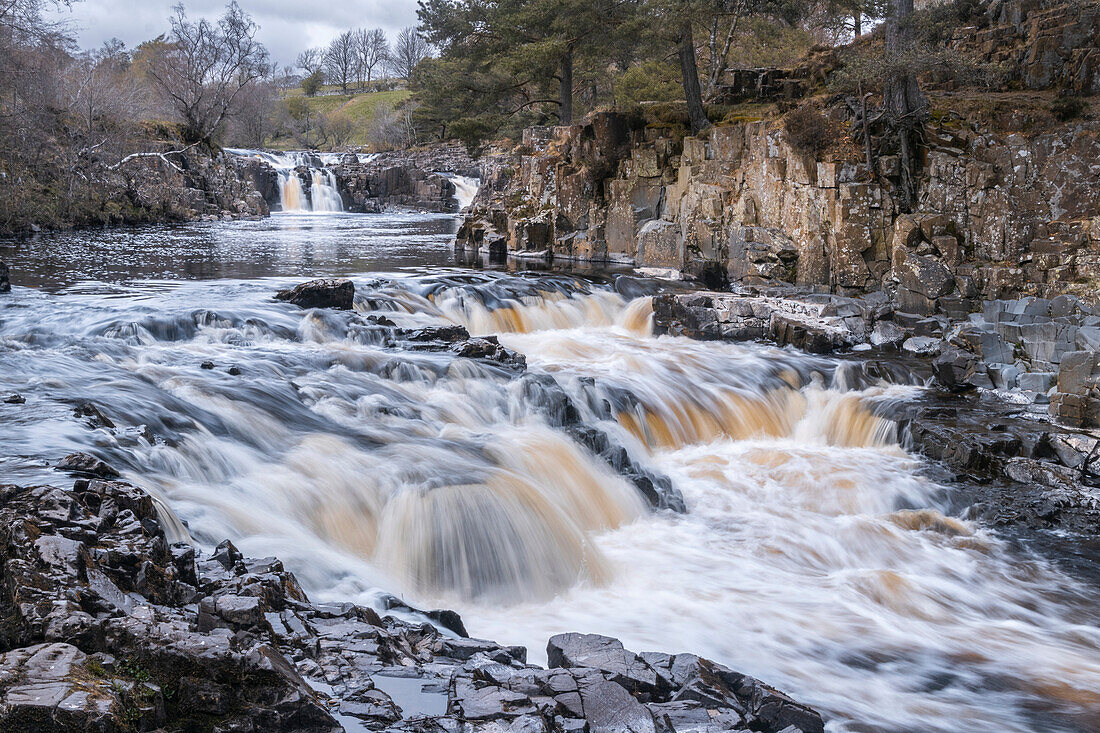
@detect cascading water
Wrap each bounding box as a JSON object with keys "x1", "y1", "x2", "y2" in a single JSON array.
[
  {"x1": 2, "y1": 214, "x2": 1099, "y2": 733},
  {"x1": 439, "y1": 172, "x2": 481, "y2": 210},
  {"x1": 226, "y1": 148, "x2": 344, "y2": 213},
  {"x1": 310, "y1": 168, "x2": 344, "y2": 212}
]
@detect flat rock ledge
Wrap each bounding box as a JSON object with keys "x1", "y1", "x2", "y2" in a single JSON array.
[{"x1": 0, "y1": 478, "x2": 824, "y2": 732}]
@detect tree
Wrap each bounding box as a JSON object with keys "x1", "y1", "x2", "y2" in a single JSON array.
[
  {"x1": 389, "y1": 26, "x2": 430, "y2": 81},
  {"x1": 416, "y1": 0, "x2": 642, "y2": 147},
  {"x1": 296, "y1": 46, "x2": 322, "y2": 75},
  {"x1": 301, "y1": 69, "x2": 324, "y2": 96},
  {"x1": 357, "y1": 27, "x2": 389, "y2": 85},
  {"x1": 227, "y1": 79, "x2": 276, "y2": 147},
  {"x1": 883, "y1": 0, "x2": 928, "y2": 209},
  {"x1": 144, "y1": 2, "x2": 270, "y2": 145},
  {"x1": 674, "y1": 3, "x2": 709, "y2": 134},
  {"x1": 324, "y1": 30, "x2": 356, "y2": 94}
]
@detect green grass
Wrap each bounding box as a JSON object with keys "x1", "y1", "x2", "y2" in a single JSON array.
[{"x1": 268, "y1": 89, "x2": 412, "y2": 150}]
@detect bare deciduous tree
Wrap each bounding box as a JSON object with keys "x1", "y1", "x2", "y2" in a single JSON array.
[
  {"x1": 296, "y1": 46, "x2": 322, "y2": 75},
  {"x1": 356, "y1": 27, "x2": 388, "y2": 86},
  {"x1": 324, "y1": 30, "x2": 356, "y2": 94},
  {"x1": 387, "y1": 26, "x2": 429, "y2": 81},
  {"x1": 144, "y1": 2, "x2": 270, "y2": 145}
]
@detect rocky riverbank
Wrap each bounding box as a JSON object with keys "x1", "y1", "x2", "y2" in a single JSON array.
[
  {"x1": 653, "y1": 283, "x2": 1100, "y2": 544},
  {"x1": 2, "y1": 149, "x2": 269, "y2": 236},
  {"x1": 0, "y1": 471, "x2": 823, "y2": 733}
]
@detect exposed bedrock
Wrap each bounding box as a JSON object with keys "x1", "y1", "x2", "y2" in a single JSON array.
[{"x1": 0, "y1": 477, "x2": 824, "y2": 732}]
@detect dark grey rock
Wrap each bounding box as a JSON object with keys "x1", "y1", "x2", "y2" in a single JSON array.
[
  {"x1": 1018, "y1": 372, "x2": 1056, "y2": 393},
  {"x1": 55, "y1": 452, "x2": 120, "y2": 478},
  {"x1": 548, "y1": 633, "x2": 665, "y2": 697},
  {"x1": 275, "y1": 279, "x2": 355, "y2": 310}
]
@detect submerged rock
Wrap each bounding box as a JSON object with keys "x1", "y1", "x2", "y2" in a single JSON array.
[
  {"x1": 0, "y1": 478, "x2": 826, "y2": 733},
  {"x1": 275, "y1": 278, "x2": 355, "y2": 310}
]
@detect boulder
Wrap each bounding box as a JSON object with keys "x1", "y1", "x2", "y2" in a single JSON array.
[
  {"x1": 54, "y1": 452, "x2": 120, "y2": 479},
  {"x1": 898, "y1": 253, "x2": 955, "y2": 300},
  {"x1": 0, "y1": 259, "x2": 9, "y2": 293},
  {"x1": 275, "y1": 279, "x2": 354, "y2": 310},
  {"x1": 547, "y1": 634, "x2": 666, "y2": 697}
]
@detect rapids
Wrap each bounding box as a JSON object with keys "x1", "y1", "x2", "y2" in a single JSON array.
[{"x1": 1, "y1": 212, "x2": 1098, "y2": 732}]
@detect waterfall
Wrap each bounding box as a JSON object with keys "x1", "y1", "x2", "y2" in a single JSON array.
[
  {"x1": 280, "y1": 171, "x2": 305, "y2": 211},
  {"x1": 310, "y1": 169, "x2": 344, "y2": 212},
  {"x1": 440, "y1": 173, "x2": 481, "y2": 210},
  {"x1": 226, "y1": 148, "x2": 344, "y2": 213}
]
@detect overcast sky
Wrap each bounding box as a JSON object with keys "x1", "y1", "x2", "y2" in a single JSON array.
[{"x1": 49, "y1": 0, "x2": 420, "y2": 69}]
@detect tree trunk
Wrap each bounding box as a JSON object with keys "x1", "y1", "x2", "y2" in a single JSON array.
[
  {"x1": 853, "y1": 11, "x2": 862, "y2": 38},
  {"x1": 883, "y1": 0, "x2": 928, "y2": 211},
  {"x1": 679, "y1": 18, "x2": 709, "y2": 135},
  {"x1": 559, "y1": 46, "x2": 574, "y2": 125}
]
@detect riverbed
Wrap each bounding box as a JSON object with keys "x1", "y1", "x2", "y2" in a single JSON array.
[{"x1": 1, "y1": 210, "x2": 1098, "y2": 732}]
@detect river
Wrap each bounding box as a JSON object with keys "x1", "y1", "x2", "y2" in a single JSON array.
[{"x1": 1, "y1": 209, "x2": 1098, "y2": 732}]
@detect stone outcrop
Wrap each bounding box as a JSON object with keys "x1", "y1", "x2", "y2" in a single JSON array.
[
  {"x1": 329, "y1": 145, "x2": 478, "y2": 213},
  {"x1": 0, "y1": 477, "x2": 824, "y2": 732},
  {"x1": 964, "y1": 0, "x2": 1100, "y2": 95},
  {"x1": 460, "y1": 109, "x2": 1100, "y2": 308},
  {"x1": 134, "y1": 150, "x2": 270, "y2": 224}
]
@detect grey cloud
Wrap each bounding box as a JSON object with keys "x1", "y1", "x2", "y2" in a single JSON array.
[{"x1": 49, "y1": 0, "x2": 420, "y2": 67}]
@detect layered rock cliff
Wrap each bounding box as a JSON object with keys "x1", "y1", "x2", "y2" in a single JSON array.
[{"x1": 458, "y1": 1, "x2": 1099, "y2": 307}]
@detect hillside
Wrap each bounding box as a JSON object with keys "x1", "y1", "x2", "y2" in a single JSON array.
[{"x1": 268, "y1": 89, "x2": 413, "y2": 150}]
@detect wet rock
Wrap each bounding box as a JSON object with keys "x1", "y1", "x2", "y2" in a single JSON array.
[
  {"x1": 275, "y1": 279, "x2": 355, "y2": 310},
  {"x1": 200, "y1": 361, "x2": 215, "y2": 369},
  {"x1": 227, "y1": 365, "x2": 242, "y2": 376},
  {"x1": 548, "y1": 634, "x2": 666, "y2": 697},
  {"x1": 0, "y1": 477, "x2": 825, "y2": 733},
  {"x1": 54, "y1": 452, "x2": 120, "y2": 478},
  {"x1": 902, "y1": 336, "x2": 942, "y2": 356},
  {"x1": 73, "y1": 402, "x2": 115, "y2": 429},
  {"x1": 452, "y1": 336, "x2": 527, "y2": 371},
  {"x1": 568, "y1": 425, "x2": 686, "y2": 512},
  {"x1": 0, "y1": 259, "x2": 9, "y2": 292},
  {"x1": 3, "y1": 393, "x2": 25, "y2": 404},
  {"x1": 404, "y1": 324, "x2": 471, "y2": 343},
  {"x1": 932, "y1": 346, "x2": 980, "y2": 391}
]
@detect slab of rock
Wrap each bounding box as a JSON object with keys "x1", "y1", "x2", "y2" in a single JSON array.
[
  {"x1": 54, "y1": 452, "x2": 120, "y2": 478},
  {"x1": 275, "y1": 278, "x2": 354, "y2": 310}
]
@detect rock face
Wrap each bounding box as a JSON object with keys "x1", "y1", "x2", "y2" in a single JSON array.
[
  {"x1": 325, "y1": 145, "x2": 478, "y2": 213},
  {"x1": 0, "y1": 478, "x2": 825, "y2": 732},
  {"x1": 334, "y1": 164, "x2": 458, "y2": 213},
  {"x1": 275, "y1": 279, "x2": 355, "y2": 310},
  {"x1": 964, "y1": 0, "x2": 1100, "y2": 95},
  {"x1": 135, "y1": 150, "x2": 270, "y2": 224},
  {"x1": 653, "y1": 289, "x2": 885, "y2": 354},
  {"x1": 461, "y1": 109, "x2": 1100, "y2": 305}
]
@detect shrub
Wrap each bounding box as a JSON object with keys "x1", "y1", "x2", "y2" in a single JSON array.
[
  {"x1": 783, "y1": 106, "x2": 829, "y2": 156},
  {"x1": 301, "y1": 70, "x2": 324, "y2": 97},
  {"x1": 1051, "y1": 95, "x2": 1087, "y2": 122}
]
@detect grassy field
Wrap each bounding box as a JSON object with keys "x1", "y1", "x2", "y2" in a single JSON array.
[{"x1": 268, "y1": 89, "x2": 412, "y2": 150}]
